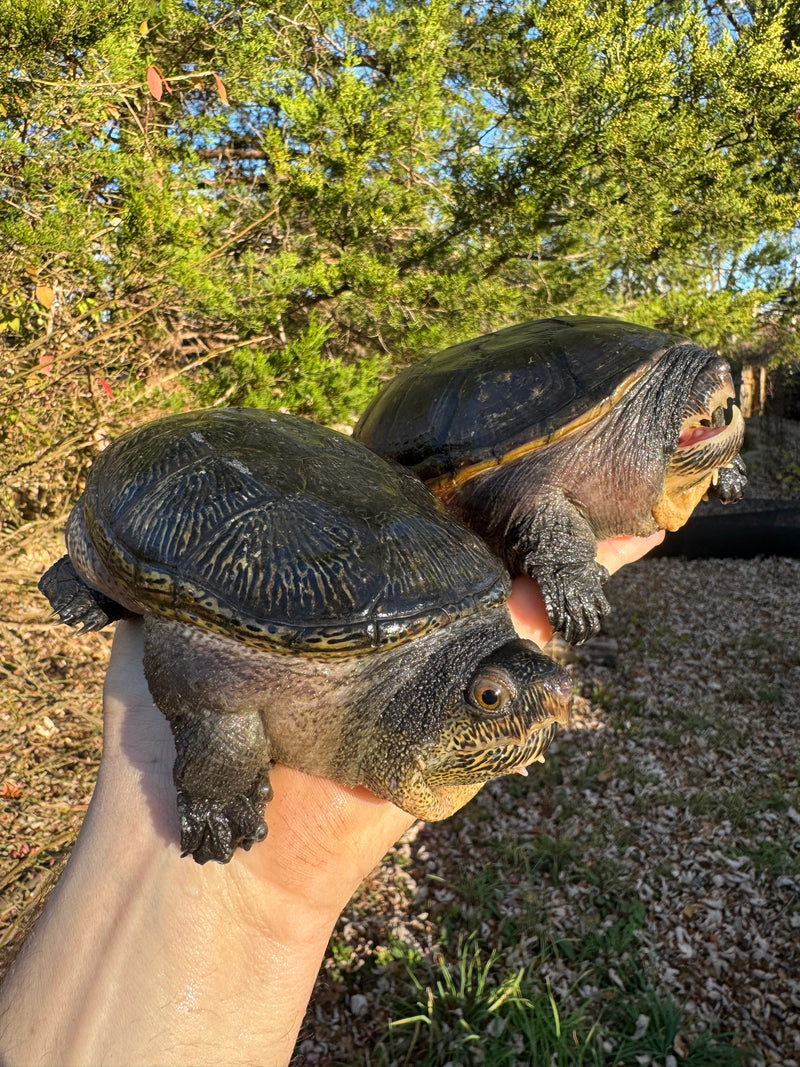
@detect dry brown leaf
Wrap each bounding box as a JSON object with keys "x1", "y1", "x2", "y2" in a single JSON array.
[
  {"x1": 213, "y1": 73, "x2": 229, "y2": 106},
  {"x1": 34, "y1": 284, "x2": 55, "y2": 310}
]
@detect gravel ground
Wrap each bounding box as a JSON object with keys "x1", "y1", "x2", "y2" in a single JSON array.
[
  {"x1": 571, "y1": 557, "x2": 800, "y2": 1062},
  {"x1": 298, "y1": 554, "x2": 800, "y2": 1065}
]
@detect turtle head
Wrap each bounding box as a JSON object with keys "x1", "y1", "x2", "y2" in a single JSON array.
[
  {"x1": 368, "y1": 637, "x2": 572, "y2": 821},
  {"x1": 653, "y1": 352, "x2": 746, "y2": 530}
]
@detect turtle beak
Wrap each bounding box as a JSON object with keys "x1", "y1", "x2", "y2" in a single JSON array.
[
  {"x1": 653, "y1": 357, "x2": 746, "y2": 531},
  {"x1": 676, "y1": 359, "x2": 743, "y2": 458},
  {"x1": 540, "y1": 665, "x2": 573, "y2": 725}
]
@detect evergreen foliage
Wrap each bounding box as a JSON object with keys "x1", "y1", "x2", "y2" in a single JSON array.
[{"x1": 2, "y1": 0, "x2": 800, "y2": 522}]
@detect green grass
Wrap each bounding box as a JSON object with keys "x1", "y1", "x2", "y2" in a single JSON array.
[
  {"x1": 350, "y1": 833, "x2": 748, "y2": 1066},
  {"x1": 733, "y1": 837, "x2": 800, "y2": 876},
  {"x1": 366, "y1": 934, "x2": 745, "y2": 1066},
  {"x1": 455, "y1": 866, "x2": 507, "y2": 918},
  {"x1": 492, "y1": 832, "x2": 584, "y2": 885}
]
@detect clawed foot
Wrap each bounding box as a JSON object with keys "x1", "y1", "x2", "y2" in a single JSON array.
[
  {"x1": 538, "y1": 561, "x2": 610, "y2": 645},
  {"x1": 710, "y1": 455, "x2": 747, "y2": 504},
  {"x1": 39, "y1": 555, "x2": 125, "y2": 632},
  {"x1": 178, "y1": 778, "x2": 273, "y2": 864}
]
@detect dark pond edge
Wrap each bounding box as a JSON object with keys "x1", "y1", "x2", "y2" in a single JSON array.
[{"x1": 651, "y1": 496, "x2": 800, "y2": 559}]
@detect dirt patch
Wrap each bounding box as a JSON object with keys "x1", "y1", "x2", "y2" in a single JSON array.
[{"x1": 0, "y1": 528, "x2": 111, "y2": 970}]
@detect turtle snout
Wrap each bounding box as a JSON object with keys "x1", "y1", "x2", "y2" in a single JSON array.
[
  {"x1": 684, "y1": 357, "x2": 736, "y2": 423},
  {"x1": 704, "y1": 356, "x2": 733, "y2": 385},
  {"x1": 540, "y1": 665, "x2": 573, "y2": 724}
]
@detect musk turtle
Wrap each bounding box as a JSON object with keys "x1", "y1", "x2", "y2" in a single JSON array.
[
  {"x1": 355, "y1": 315, "x2": 747, "y2": 644},
  {"x1": 39, "y1": 409, "x2": 571, "y2": 864}
]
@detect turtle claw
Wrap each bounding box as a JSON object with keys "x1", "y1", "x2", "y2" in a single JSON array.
[
  {"x1": 539, "y1": 562, "x2": 610, "y2": 646},
  {"x1": 177, "y1": 785, "x2": 269, "y2": 865},
  {"x1": 709, "y1": 454, "x2": 747, "y2": 504}
]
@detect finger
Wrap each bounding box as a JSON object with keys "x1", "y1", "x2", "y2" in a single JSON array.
[
  {"x1": 596, "y1": 530, "x2": 665, "y2": 576},
  {"x1": 507, "y1": 577, "x2": 552, "y2": 648},
  {"x1": 508, "y1": 530, "x2": 665, "y2": 646},
  {"x1": 102, "y1": 619, "x2": 176, "y2": 763},
  {"x1": 105, "y1": 619, "x2": 147, "y2": 697}
]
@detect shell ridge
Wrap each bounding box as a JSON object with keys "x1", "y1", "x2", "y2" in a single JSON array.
[{"x1": 110, "y1": 456, "x2": 275, "y2": 568}]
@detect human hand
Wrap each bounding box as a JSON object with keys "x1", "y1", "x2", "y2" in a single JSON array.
[
  {"x1": 0, "y1": 621, "x2": 418, "y2": 1067},
  {"x1": 507, "y1": 529, "x2": 665, "y2": 645}
]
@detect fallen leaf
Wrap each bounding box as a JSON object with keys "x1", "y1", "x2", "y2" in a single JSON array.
[
  {"x1": 2, "y1": 781, "x2": 23, "y2": 799},
  {"x1": 35, "y1": 284, "x2": 55, "y2": 309},
  {"x1": 97, "y1": 377, "x2": 114, "y2": 399},
  {"x1": 673, "y1": 1032, "x2": 689, "y2": 1058}
]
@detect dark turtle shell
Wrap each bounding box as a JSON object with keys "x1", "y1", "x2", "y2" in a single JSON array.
[
  {"x1": 81, "y1": 409, "x2": 508, "y2": 653},
  {"x1": 355, "y1": 315, "x2": 690, "y2": 483}
]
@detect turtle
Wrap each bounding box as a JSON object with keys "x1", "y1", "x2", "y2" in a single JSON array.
[
  {"x1": 355, "y1": 315, "x2": 747, "y2": 645},
  {"x1": 39, "y1": 408, "x2": 572, "y2": 864}
]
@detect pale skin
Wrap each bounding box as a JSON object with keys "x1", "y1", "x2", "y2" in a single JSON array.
[{"x1": 0, "y1": 532, "x2": 663, "y2": 1067}]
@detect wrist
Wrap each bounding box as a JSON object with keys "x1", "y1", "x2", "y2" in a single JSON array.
[
  {"x1": 1, "y1": 765, "x2": 379, "y2": 1066},
  {"x1": 87, "y1": 755, "x2": 401, "y2": 948}
]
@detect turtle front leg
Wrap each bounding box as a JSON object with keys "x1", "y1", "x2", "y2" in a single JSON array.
[
  {"x1": 708, "y1": 454, "x2": 747, "y2": 504},
  {"x1": 170, "y1": 710, "x2": 273, "y2": 864},
  {"x1": 142, "y1": 618, "x2": 273, "y2": 864},
  {"x1": 509, "y1": 492, "x2": 610, "y2": 645}
]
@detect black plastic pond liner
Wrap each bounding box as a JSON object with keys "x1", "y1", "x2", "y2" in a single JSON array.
[{"x1": 652, "y1": 497, "x2": 800, "y2": 559}]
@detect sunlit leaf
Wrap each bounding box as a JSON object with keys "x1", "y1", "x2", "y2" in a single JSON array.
[
  {"x1": 213, "y1": 72, "x2": 229, "y2": 106},
  {"x1": 146, "y1": 65, "x2": 163, "y2": 101},
  {"x1": 34, "y1": 284, "x2": 55, "y2": 309}
]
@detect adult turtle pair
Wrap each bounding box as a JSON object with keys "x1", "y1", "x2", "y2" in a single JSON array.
[{"x1": 40, "y1": 315, "x2": 746, "y2": 863}]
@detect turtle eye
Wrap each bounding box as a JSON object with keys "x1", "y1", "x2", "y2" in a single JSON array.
[{"x1": 468, "y1": 677, "x2": 511, "y2": 713}]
